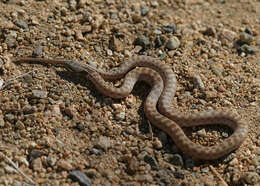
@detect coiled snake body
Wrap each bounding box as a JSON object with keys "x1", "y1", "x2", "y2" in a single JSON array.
[{"x1": 14, "y1": 56, "x2": 248, "y2": 160}]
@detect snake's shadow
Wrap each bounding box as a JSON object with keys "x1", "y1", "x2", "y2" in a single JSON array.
[
  {"x1": 56, "y1": 70, "x2": 236, "y2": 167},
  {"x1": 56, "y1": 70, "x2": 152, "y2": 130}
]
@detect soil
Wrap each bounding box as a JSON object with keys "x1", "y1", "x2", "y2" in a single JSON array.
[{"x1": 0, "y1": 0, "x2": 259, "y2": 185}]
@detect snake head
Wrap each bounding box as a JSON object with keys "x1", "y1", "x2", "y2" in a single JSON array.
[{"x1": 64, "y1": 60, "x2": 100, "y2": 80}]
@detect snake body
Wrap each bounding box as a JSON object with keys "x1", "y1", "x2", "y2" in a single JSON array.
[{"x1": 14, "y1": 56, "x2": 248, "y2": 160}]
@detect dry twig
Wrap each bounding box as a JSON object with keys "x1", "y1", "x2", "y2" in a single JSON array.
[
  {"x1": 210, "y1": 165, "x2": 229, "y2": 186},
  {"x1": 0, "y1": 70, "x2": 35, "y2": 90},
  {"x1": 0, "y1": 152, "x2": 35, "y2": 185}
]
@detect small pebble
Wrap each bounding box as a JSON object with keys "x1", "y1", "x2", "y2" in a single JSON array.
[
  {"x1": 164, "y1": 153, "x2": 183, "y2": 167},
  {"x1": 239, "y1": 32, "x2": 254, "y2": 44},
  {"x1": 94, "y1": 136, "x2": 111, "y2": 152},
  {"x1": 57, "y1": 159, "x2": 73, "y2": 171},
  {"x1": 15, "y1": 120, "x2": 25, "y2": 130},
  {"x1": 245, "y1": 28, "x2": 253, "y2": 35},
  {"x1": 201, "y1": 167, "x2": 210, "y2": 173},
  {"x1": 32, "y1": 90, "x2": 48, "y2": 99},
  {"x1": 197, "y1": 129, "x2": 207, "y2": 137},
  {"x1": 107, "y1": 49, "x2": 113, "y2": 56},
  {"x1": 219, "y1": 28, "x2": 237, "y2": 42},
  {"x1": 134, "y1": 35, "x2": 151, "y2": 49},
  {"x1": 31, "y1": 157, "x2": 43, "y2": 172},
  {"x1": 166, "y1": 36, "x2": 180, "y2": 50},
  {"x1": 0, "y1": 114, "x2": 4, "y2": 127},
  {"x1": 241, "y1": 172, "x2": 260, "y2": 184},
  {"x1": 15, "y1": 20, "x2": 28, "y2": 29},
  {"x1": 163, "y1": 24, "x2": 177, "y2": 34},
  {"x1": 109, "y1": 36, "x2": 124, "y2": 52},
  {"x1": 239, "y1": 44, "x2": 259, "y2": 55},
  {"x1": 68, "y1": 170, "x2": 92, "y2": 186},
  {"x1": 0, "y1": 79, "x2": 4, "y2": 89},
  {"x1": 191, "y1": 74, "x2": 205, "y2": 91},
  {"x1": 4, "y1": 113, "x2": 14, "y2": 122},
  {"x1": 141, "y1": 6, "x2": 149, "y2": 16},
  {"x1": 33, "y1": 45, "x2": 44, "y2": 56},
  {"x1": 154, "y1": 37, "x2": 165, "y2": 48},
  {"x1": 153, "y1": 29, "x2": 162, "y2": 35},
  {"x1": 4, "y1": 166, "x2": 17, "y2": 174},
  {"x1": 202, "y1": 26, "x2": 216, "y2": 37},
  {"x1": 144, "y1": 154, "x2": 158, "y2": 169},
  {"x1": 126, "y1": 158, "x2": 139, "y2": 175}
]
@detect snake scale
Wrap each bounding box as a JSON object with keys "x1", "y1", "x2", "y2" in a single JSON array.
[{"x1": 13, "y1": 55, "x2": 248, "y2": 160}]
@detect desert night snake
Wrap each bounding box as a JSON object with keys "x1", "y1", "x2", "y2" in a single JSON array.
[{"x1": 13, "y1": 55, "x2": 248, "y2": 160}]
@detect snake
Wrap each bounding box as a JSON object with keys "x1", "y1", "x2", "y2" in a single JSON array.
[{"x1": 13, "y1": 55, "x2": 248, "y2": 160}]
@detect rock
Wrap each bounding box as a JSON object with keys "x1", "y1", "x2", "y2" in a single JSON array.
[
  {"x1": 4, "y1": 113, "x2": 14, "y2": 122},
  {"x1": 33, "y1": 45, "x2": 44, "y2": 57},
  {"x1": 112, "y1": 103, "x2": 126, "y2": 121},
  {"x1": 153, "y1": 138, "x2": 163, "y2": 149},
  {"x1": 136, "y1": 174, "x2": 153, "y2": 182},
  {"x1": 141, "y1": 6, "x2": 149, "y2": 16},
  {"x1": 94, "y1": 136, "x2": 111, "y2": 152},
  {"x1": 239, "y1": 32, "x2": 254, "y2": 44},
  {"x1": 57, "y1": 159, "x2": 73, "y2": 171},
  {"x1": 126, "y1": 158, "x2": 139, "y2": 175},
  {"x1": 132, "y1": 14, "x2": 142, "y2": 23},
  {"x1": 5, "y1": 33, "x2": 17, "y2": 48},
  {"x1": 68, "y1": 0, "x2": 77, "y2": 10},
  {"x1": 197, "y1": 129, "x2": 207, "y2": 137},
  {"x1": 163, "y1": 24, "x2": 177, "y2": 34},
  {"x1": 106, "y1": 49, "x2": 113, "y2": 56},
  {"x1": 81, "y1": 25, "x2": 92, "y2": 33},
  {"x1": 109, "y1": 36, "x2": 124, "y2": 52},
  {"x1": 151, "y1": 1, "x2": 159, "y2": 7},
  {"x1": 0, "y1": 79, "x2": 3, "y2": 90},
  {"x1": 68, "y1": 170, "x2": 92, "y2": 186},
  {"x1": 134, "y1": 35, "x2": 151, "y2": 50},
  {"x1": 245, "y1": 28, "x2": 253, "y2": 36},
  {"x1": 202, "y1": 26, "x2": 216, "y2": 37},
  {"x1": 164, "y1": 153, "x2": 183, "y2": 167},
  {"x1": 143, "y1": 155, "x2": 158, "y2": 169},
  {"x1": 153, "y1": 29, "x2": 162, "y2": 35},
  {"x1": 47, "y1": 156, "x2": 57, "y2": 167},
  {"x1": 222, "y1": 131, "x2": 229, "y2": 138},
  {"x1": 28, "y1": 149, "x2": 45, "y2": 161},
  {"x1": 31, "y1": 157, "x2": 43, "y2": 172},
  {"x1": 191, "y1": 74, "x2": 205, "y2": 91},
  {"x1": 15, "y1": 120, "x2": 25, "y2": 130},
  {"x1": 251, "y1": 156, "x2": 260, "y2": 167},
  {"x1": 23, "y1": 105, "x2": 37, "y2": 114},
  {"x1": 65, "y1": 105, "x2": 78, "y2": 118},
  {"x1": 32, "y1": 90, "x2": 48, "y2": 99},
  {"x1": 201, "y1": 166, "x2": 210, "y2": 173},
  {"x1": 0, "y1": 114, "x2": 4, "y2": 127},
  {"x1": 15, "y1": 20, "x2": 28, "y2": 29},
  {"x1": 241, "y1": 172, "x2": 260, "y2": 185},
  {"x1": 75, "y1": 30, "x2": 85, "y2": 41},
  {"x1": 218, "y1": 28, "x2": 237, "y2": 43},
  {"x1": 13, "y1": 180, "x2": 22, "y2": 186},
  {"x1": 4, "y1": 165, "x2": 17, "y2": 174},
  {"x1": 166, "y1": 36, "x2": 180, "y2": 50},
  {"x1": 154, "y1": 37, "x2": 165, "y2": 48},
  {"x1": 239, "y1": 44, "x2": 259, "y2": 55}
]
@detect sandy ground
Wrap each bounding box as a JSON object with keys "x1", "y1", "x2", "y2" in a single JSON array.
[{"x1": 0, "y1": 0, "x2": 260, "y2": 185}]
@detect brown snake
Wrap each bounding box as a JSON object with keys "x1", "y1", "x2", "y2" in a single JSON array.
[{"x1": 13, "y1": 56, "x2": 248, "y2": 160}]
